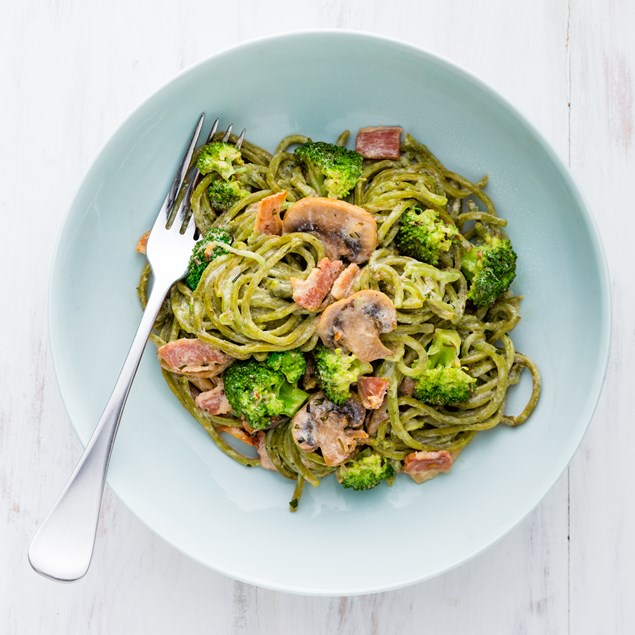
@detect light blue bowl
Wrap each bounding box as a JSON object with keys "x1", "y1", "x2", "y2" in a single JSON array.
[{"x1": 50, "y1": 31, "x2": 610, "y2": 595}]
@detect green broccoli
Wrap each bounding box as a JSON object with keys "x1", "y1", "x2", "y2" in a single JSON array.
[
  {"x1": 314, "y1": 346, "x2": 373, "y2": 405},
  {"x1": 294, "y1": 141, "x2": 363, "y2": 199},
  {"x1": 265, "y1": 350, "x2": 307, "y2": 384},
  {"x1": 185, "y1": 227, "x2": 232, "y2": 290},
  {"x1": 415, "y1": 366, "x2": 476, "y2": 406},
  {"x1": 206, "y1": 179, "x2": 249, "y2": 212},
  {"x1": 395, "y1": 207, "x2": 459, "y2": 265},
  {"x1": 461, "y1": 232, "x2": 517, "y2": 306},
  {"x1": 337, "y1": 451, "x2": 394, "y2": 490},
  {"x1": 223, "y1": 359, "x2": 309, "y2": 430},
  {"x1": 414, "y1": 329, "x2": 476, "y2": 406},
  {"x1": 196, "y1": 142, "x2": 244, "y2": 180}
]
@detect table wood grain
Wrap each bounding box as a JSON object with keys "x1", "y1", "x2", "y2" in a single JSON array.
[{"x1": 1, "y1": 0, "x2": 630, "y2": 632}]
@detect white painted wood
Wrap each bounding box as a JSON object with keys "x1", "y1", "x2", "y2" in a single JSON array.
[
  {"x1": 0, "y1": 0, "x2": 625, "y2": 632},
  {"x1": 567, "y1": 0, "x2": 635, "y2": 633}
]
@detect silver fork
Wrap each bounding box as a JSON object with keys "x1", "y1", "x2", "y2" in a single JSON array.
[{"x1": 29, "y1": 115, "x2": 245, "y2": 582}]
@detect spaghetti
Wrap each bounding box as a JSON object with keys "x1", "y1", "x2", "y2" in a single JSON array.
[{"x1": 137, "y1": 128, "x2": 541, "y2": 510}]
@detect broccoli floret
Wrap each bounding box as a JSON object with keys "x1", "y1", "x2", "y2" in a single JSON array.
[
  {"x1": 223, "y1": 359, "x2": 309, "y2": 430},
  {"x1": 196, "y1": 142, "x2": 244, "y2": 180},
  {"x1": 415, "y1": 366, "x2": 475, "y2": 406},
  {"x1": 206, "y1": 179, "x2": 249, "y2": 211},
  {"x1": 395, "y1": 207, "x2": 459, "y2": 265},
  {"x1": 314, "y1": 346, "x2": 373, "y2": 405},
  {"x1": 337, "y1": 451, "x2": 394, "y2": 490},
  {"x1": 414, "y1": 329, "x2": 476, "y2": 406},
  {"x1": 462, "y1": 233, "x2": 517, "y2": 306},
  {"x1": 265, "y1": 350, "x2": 307, "y2": 384},
  {"x1": 185, "y1": 227, "x2": 232, "y2": 290},
  {"x1": 294, "y1": 141, "x2": 363, "y2": 199}
]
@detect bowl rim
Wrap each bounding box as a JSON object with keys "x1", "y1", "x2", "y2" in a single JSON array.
[{"x1": 47, "y1": 29, "x2": 612, "y2": 595}]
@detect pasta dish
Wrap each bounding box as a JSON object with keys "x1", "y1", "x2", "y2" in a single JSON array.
[{"x1": 136, "y1": 125, "x2": 540, "y2": 510}]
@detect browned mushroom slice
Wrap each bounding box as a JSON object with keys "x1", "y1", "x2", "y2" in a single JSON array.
[
  {"x1": 317, "y1": 290, "x2": 397, "y2": 362},
  {"x1": 398, "y1": 377, "x2": 416, "y2": 397},
  {"x1": 366, "y1": 398, "x2": 389, "y2": 437},
  {"x1": 291, "y1": 392, "x2": 368, "y2": 466},
  {"x1": 282, "y1": 197, "x2": 378, "y2": 264}
]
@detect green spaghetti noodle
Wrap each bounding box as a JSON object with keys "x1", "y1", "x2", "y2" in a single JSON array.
[{"x1": 137, "y1": 127, "x2": 540, "y2": 510}]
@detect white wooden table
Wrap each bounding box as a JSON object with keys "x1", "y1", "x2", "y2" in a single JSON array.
[{"x1": 2, "y1": 1, "x2": 631, "y2": 632}]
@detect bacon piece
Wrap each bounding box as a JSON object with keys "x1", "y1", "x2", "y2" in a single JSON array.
[
  {"x1": 291, "y1": 257, "x2": 344, "y2": 310},
  {"x1": 254, "y1": 191, "x2": 287, "y2": 235},
  {"x1": 330, "y1": 263, "x2": 359, "y2": 300},
  {"x1": 158, "y1": 338, "x2": 234, "y2": 378},
  {"x1": 403, "y1": 450, "x2": 453, "y2": 484},
  {"x1": 218, "y1": 425, "x2": 257, "y2": 446},
  {"x1": 357, "y1": 376, "x2": 390, "y2": 409},
  {"x1": 241, "y1": 419, "x2": 255, "y2": 435},
  {"x1": 255, "y1": 431, "x2": 277, "y2": 471},
  {"x1": 195, "y1": 380, "x2": 232, "y2": 415},
  {"x1": 355, "y1": 126, "x2": 403, "y2": 160},
  {"x1": 136, "y1": 230, "x2": 150, "y2": 254}
]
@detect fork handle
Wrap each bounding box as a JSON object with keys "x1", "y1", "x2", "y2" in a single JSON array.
[{"x1": 28, "y1": 279, "x2": 170, "y2": 582}]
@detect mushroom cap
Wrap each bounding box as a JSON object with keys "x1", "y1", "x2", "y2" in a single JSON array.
[
  {"x1": 282, "y1": 197, "x2": 377, "y2": 264},
  {"x1": 317, "y1": 290, "x2": 397, "y2": 362},
  {"x1": 291, "y1": 392, "x2": 367, "y2": 466}
]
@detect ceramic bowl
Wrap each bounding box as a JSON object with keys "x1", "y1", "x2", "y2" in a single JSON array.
[{"x1": 50, "y1": 31, "x2": 610, "y2": 595}]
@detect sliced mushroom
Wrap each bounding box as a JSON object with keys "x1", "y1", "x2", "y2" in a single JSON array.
[
  {"x1": 366, "y1": 398, "x2": 389, "y2": 437},
  {"x1": 291, "y1": 403, "x2": 318, "y2": 453},
  {"x1": 302, "y1": 356, "x2": 318, "y2": 390},
  {"x1": 282, "y1": 197, "x2": 377, "y2": 264},
  {"x1": 317, "y1": 290, "x2": 397, "y2": 362},
  {"x1": 291, "y1": 392, "x2": 368, "y2": 466},
  {"x1": 398, "y1": 377, "x2": 417, "y2": 397}
]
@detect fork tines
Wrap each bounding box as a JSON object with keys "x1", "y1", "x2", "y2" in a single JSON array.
[
  {"x1": 207, "y1": 119, "x2": 247, "y2": 149},
  {"x1": 170, "y1": 117, "x2": 246, "y2": 234}
]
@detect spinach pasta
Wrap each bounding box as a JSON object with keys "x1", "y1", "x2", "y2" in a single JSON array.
[{"x1": 136, "y1": 125, "x2": 540, "y2": 510}]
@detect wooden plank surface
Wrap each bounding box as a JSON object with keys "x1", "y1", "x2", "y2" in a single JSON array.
[
  {"x1": 0, "y1": 0, "x2": 627, "y2": 632},
  {"x1": 568, "y1": 1, "x2": 634, "y2": 633}
]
